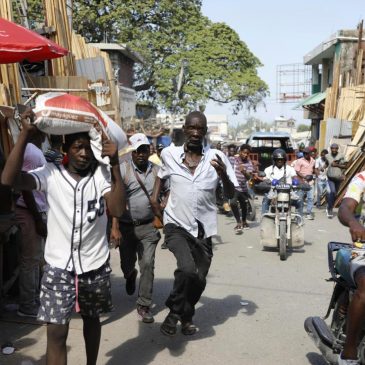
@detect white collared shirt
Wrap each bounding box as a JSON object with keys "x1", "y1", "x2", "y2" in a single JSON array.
[
  {"x1": 264, "y1": 164, "x2": 297, "y2": 184},
  {"x1": 158, "y1": 145, "x2": 238, "y2": 238},
  {"x1": 30, "y1": 163, "x2": 111, "y2": 274}
]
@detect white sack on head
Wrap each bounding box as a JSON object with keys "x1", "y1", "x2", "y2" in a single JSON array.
[
  {"x1": 33, "y1": 92, "x2": 97, "y2": 134},
  {"x1": 33, "y1": 93, "x2": 128, "y2": 165}
]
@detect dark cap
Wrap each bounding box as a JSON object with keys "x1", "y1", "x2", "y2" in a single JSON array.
[
  {"x1": 303, "y1": 147, "x2": 311, "y2": 154},
  {"x1": 330, "y1": 143, "x2": 339, "y2": 148}
]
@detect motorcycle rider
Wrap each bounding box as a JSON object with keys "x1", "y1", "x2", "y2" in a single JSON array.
[
  {"x1": 338, "y1": 171, "x2": 365, "y2": 365},
  {"x1": 261, "y1": 149, "x2": 300, "y2": 215}
]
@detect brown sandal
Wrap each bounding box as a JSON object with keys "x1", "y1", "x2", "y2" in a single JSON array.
[{"x1": 181, "y1": 321, "x2": 198, "y2": 335}]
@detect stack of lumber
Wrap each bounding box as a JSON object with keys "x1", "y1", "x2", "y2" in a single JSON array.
[
  {"x1": 71, "y1": 33, "x2": 120, "y2": 124},
  {"x1": 43, "y1": 0, "x2": 76, "y2": 76}
]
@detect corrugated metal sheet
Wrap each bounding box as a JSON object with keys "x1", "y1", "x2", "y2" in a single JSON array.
[
  {"x1": 76, "y1": 57, "x2": 108, "y2": 83},
  {"x1": 293, "y1": 91, "x2": 326, "y2": 109}
]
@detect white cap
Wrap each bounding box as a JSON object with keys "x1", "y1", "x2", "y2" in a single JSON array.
[{"x1": 128, "y1": 133, "x2": 150, "y2": 151}]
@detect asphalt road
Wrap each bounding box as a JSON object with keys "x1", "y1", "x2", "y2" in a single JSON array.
[{"x1": 0, "y1": 203, "x2": 351, "y2": 365}]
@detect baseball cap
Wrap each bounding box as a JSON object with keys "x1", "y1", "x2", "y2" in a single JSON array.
[
  {"x1": 129, "y1": 133, "x2": 150, "y2": 151},
  {"x1": 330, "y1": 143, "x2": 339, "y2": 148}
]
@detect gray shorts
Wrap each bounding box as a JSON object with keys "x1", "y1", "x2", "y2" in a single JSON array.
[{"x1": 38, "y1": 262, "x2": 113, "y2": 325}]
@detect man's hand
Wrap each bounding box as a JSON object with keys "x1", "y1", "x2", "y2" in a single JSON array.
[
  {"x1": 210, "y1": 154, "x2": 227, "y2": 177},
  {"x1": 110, "y1": 224, "x2": 122, "y2": 249},
  {"x1": 349, "y1": 220, "x2": 365, "y2": 243},
  {"x1": 101, "y1": 138, "x2": 118, "y2": 165},
  {"x1": 238, "y1": 164, "x2": 246, "y2": 174},
  {"x1": 18, "y1": 108, "x2": 39, "y2": 137}
]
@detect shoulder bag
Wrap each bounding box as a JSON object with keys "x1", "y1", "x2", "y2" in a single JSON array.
[{"x1": 133, "y1": 171, "x2": 164, "y2": 229}]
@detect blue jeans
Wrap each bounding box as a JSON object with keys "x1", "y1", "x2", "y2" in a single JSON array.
[
  {"x1": 301, "y1": 185, "x2": 314, "y2": 215},
  {"x1": 316, "y1": 179, "x2": 327, "y2": 206},
  {"x1": 327, "y1": 179, "x2": 341, "y2": 211}
]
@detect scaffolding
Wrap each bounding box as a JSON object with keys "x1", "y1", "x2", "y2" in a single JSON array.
[{"x1": 276, "y1": 63, "x2": 312, "y2": 103}]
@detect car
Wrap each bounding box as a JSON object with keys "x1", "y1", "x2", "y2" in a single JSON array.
[{"x1": 246, "y1": 131, "x2": 296, "y2": 170}]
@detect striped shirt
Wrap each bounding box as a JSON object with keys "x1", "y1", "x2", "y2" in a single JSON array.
[{"x1": 233, "y1": 157, "x2": 253, "y2": 193}]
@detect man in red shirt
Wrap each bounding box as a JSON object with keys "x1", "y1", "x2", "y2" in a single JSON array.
[{"x1": 295, "y1": 147, "x2": 315, "y2": 220}]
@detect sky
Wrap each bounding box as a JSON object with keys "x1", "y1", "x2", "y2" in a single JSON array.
[{"x1": 202, "y1": 0, "x2": 364, "y2": 126}]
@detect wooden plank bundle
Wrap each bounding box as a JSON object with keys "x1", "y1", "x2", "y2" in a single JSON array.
[{"x1": 43, "y1": 0, "x2": 76, "y2": 76}]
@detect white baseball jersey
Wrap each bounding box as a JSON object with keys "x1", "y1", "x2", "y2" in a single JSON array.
[{"x1": 30, "y1": 163, "x2": 111, "y2": 274}]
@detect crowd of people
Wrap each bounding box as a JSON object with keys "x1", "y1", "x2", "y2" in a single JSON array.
[
  {"x1": 212, "y1": 141, "x2": 348, "y2": 229},
  {"x1": 1, "y1": 110, "x2": 238, "y2": 365},
  {"x1": 0, "y1": 104, "x2": 355, "y2": 364}
]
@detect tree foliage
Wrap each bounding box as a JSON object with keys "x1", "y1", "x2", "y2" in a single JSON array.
[
  {"x1": 31, "y1": 0, "x2": 268, "y2": 113},
  {"x1": 297, "y1": 124, "x2": 311, "y2": 132}
]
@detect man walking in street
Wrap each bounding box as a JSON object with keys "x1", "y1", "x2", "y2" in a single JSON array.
[
  {"x1": 326, "y1": 143, "x2": 347, "y2": 218},
  {"x1": 1, "y1": 108, "x2": 125, "y2": 365},
  {"x1": 111, "y1": 133, "x2": 161, "y2": 323},
  {"x1": 295, "y1": 147, "x2": 315, "y2": 220},
  {"x1": 152, "y1": 111, "x2": 237, "y2": 336},
  {"x1": 230, "y1": 144, "x2": 254, "y2": 233},
  {"x1": 314, "y1": 149, "x2": 328, "y2": 208}
]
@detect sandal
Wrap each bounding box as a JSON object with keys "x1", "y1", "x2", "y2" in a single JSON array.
[
  {"x1": 160, "y1": 312, "x2": 180, "y2": 336},
  {"x1": 181, "y1": 321, "x2": 198, "y2": 336}
]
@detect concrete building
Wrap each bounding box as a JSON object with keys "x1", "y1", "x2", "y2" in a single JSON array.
[
  {"x1": 156, "y1": 113, "x2": 229, "y2": 142},
  {"x1": 273, "y1": 116, "x2": 296, "y2": 134},
  {"x1": 88, "y1": 43, "x2": 144, "y2": 121},
  {"x1": 298, "y1": 29, "x2": 365, "y2": 144}
]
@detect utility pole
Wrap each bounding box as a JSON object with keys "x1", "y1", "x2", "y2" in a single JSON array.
[{"x1": 169, "y1": 59, "x2": 188, "y2": 134}]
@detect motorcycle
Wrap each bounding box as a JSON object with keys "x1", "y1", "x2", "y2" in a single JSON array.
[
  {"x1": 304, "y1": 242, "x2": 365, "y2": 364},
  {"x1": 258, "y1": 178, "x2": 310, "y2": 260}
]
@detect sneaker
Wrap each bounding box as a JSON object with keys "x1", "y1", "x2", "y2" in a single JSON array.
[
  {"x1": 326, "y1": 209, "x2": 334, "y2": 219},
  {"x1": 17, "y1": 308, "x2": 38, "y2": 318},
  {"x1": 234, "y1": 225, "x2": 243, "y2": 234},
  {"x1": 305, "y1": 214, "x2": 314, "y2": 220},
  {"x1": 137, "y1": 305, "x2": 154, "y2": 323},
  {"x1": 126, "y1": 269, "x2": 138, "y2": 295},
  {"x1": 338, "y1": 352, "x2": 359, "y2": 365},
  {"x1": 242, "y1": 222, "x2": 250, "y2": 230}
]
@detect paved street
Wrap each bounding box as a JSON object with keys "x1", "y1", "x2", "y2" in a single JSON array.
[{"x1": 0, "y1": 203, "x2": 350, "y2": 365}]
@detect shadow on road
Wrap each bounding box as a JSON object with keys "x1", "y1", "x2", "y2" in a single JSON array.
[
  {"x1": 306, "y1": 352, "x2": 328, "y2": 365},
  {"x1": 104, "y1": 294, "x2": 253, "y2": 365}
]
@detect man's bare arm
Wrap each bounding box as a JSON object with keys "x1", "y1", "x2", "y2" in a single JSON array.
[
  {"x1": 338, "y1": 197, "x2": 365, "y2": 242},
  {"x1": 1, "y1": 111, "x2": 38, "y2": 191}
]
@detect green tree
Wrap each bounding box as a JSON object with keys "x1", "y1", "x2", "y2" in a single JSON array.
[
  {"x1": 297, "y1": 124, "x2": 311, "y2": 132},
  {"x1": 72, "y1": 1, "x2": 269, "y2": 113}
]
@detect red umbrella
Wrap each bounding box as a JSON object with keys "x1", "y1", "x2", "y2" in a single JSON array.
[{"x1": 0, "y1": 17, "x2": 68, "y2": 64}]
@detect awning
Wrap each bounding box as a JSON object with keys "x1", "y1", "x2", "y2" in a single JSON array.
[{"x1": 293, "y1": 91, "x2": 326, "y2": 109}]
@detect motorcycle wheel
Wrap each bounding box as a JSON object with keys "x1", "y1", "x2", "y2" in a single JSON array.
[{"x1": 279, "y1": 220, "x2": 287, "y2": 261}]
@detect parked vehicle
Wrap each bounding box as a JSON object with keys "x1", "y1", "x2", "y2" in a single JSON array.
[
  {"x1": 246, "y1": 132, "x2": 296, "y2": 170},
  {"x1": 304, "y1": 242, "x2": 365, "y2": 364},
  {"x1": 258, "y1": 179, "x2": 308, "y2": 260}
]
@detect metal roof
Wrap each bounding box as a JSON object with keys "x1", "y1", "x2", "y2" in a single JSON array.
[
  {"x1": 293, "y1": 91, "x2": 326, "y2": 109},
  {"x1": 88, "y1": 43, "x2": 144, "y2": 64}
]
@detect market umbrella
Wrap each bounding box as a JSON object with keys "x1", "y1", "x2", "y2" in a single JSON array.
[{"x1": 0, "y1": 17, "x2": 68, "y2": 64}]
